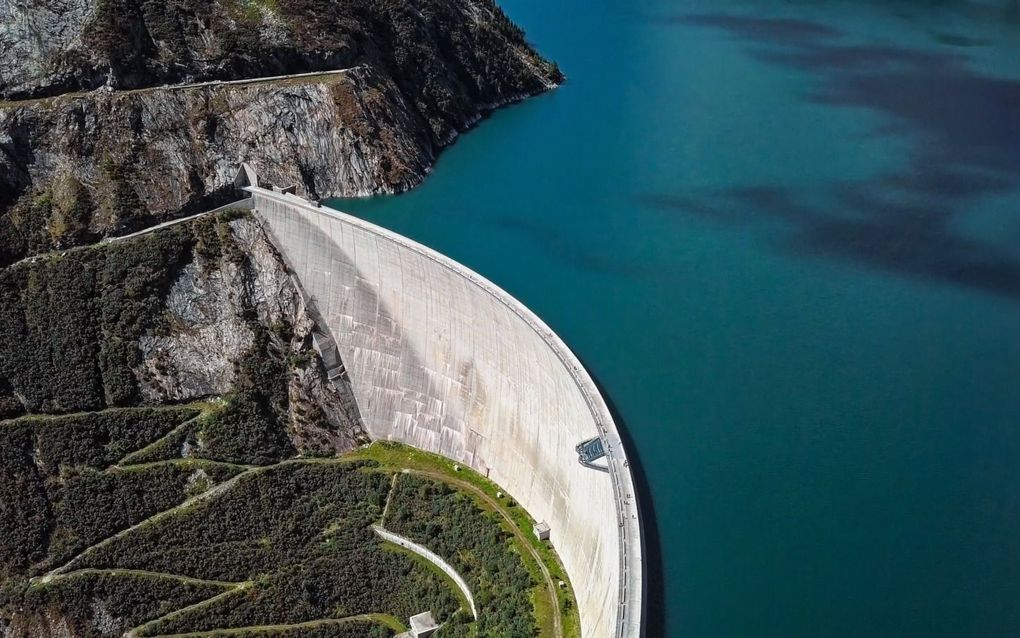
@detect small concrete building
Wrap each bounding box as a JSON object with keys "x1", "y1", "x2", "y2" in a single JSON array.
[
  {"x1": 534, "y1": 520, "x2": 551, "y2": 541},
  {"x1": 410, "y1": 611, "x2": 439, "y2": 638}
]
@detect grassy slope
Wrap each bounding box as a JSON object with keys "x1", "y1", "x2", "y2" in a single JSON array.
[{"x1": 347, "y1": 441, "x2": 582, "y2": 638}]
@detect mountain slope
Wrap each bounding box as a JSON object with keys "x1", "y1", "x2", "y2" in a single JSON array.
[{"x1": 0, "y1": 0, "x2": 561, "y2": 266}]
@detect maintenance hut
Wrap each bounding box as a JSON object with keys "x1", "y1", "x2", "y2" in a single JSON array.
[{"x1": 410, "y1": 611, "x2": 439, "y2": 638}]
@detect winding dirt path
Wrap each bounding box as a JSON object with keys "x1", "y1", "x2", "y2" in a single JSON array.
[
  {"x1": 127, "y1": 582, "x2": 253, "y2": 637},
  {"x1": 138, "y1": 613, "x2": 404, "y2": 638},
  {"x1": 36, "y1": 568, "x2": 240, "y2": 589},
  {"x1": 27, "y1": 456, "x2": 560, "y2": 636},
  {"x1": 35, "y1": 466, "x2": 259, "y2": 582},
  {"x1": 380, "y1": 472, "x2": 400, "y2": 526},
  {"x1": 0, "y1": 67, "x2": 362, "y2": 109}
]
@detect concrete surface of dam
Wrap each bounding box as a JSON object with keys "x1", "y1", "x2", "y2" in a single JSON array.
[{"x1": 246, "y1": 182, "x2": 644, "y2": 638}]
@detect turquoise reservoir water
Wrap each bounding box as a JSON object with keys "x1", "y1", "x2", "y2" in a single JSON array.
[{"x1": 328, "y1": 1, "x2": 1020, "y2": 635}]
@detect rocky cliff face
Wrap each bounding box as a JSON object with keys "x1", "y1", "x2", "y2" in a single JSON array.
[
  {"x1": 0, "y1": 211, "x2": 365, "y2": 454},
  {"x1": 0, "y1": 0, "x2": 559, "y2": 110},
  {"x1": 134, "y1": 215, "x2": 366, "y2": 455},
  {"x1": 0, "y1": 0, "x2": 96, "y2": 98},
  {"x1": 0, "y1": 0, "x2": 560, "y2": 266},
  {"x1": 0, "y1": 66, "x2": 435, "y2": 265}
]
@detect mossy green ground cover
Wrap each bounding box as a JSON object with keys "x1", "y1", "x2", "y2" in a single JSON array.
[
  {"x1": 1, "y1": 406, "x2": 562, "y2": 637},
  {"x1": 350, "y1": 441, "x2": 581, "y2": 638}
]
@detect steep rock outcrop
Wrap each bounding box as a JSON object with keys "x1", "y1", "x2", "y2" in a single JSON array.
[
  {"x1": 0, "y1": 0, "x2": 96, "y2": 97},
  {"x1": 134, "y1": 217, "x2": 295, "y2": 401},
  {"x1": 0, "y1": 212, "x2": 365, "y2": 455},
  {"x1": 135, "y1": 215, "x2": 365, "y2": 455},
  {"x1": 0, "y1": 0, "x2": 560, "y2": 266},
  {"x1": 0, "y1": 67, "x2": 436, "y2": 266}
]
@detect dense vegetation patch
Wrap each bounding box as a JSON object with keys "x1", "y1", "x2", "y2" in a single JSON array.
[
  {"x1": 0, "y1": 443, "x2": 475, "y2": 637},
  {"x1": 77, "y1": 462, "x2": 459, "y2": 635},
  {"x1": 387, "y1": 474, "x2": 538, "y2": 638},
  {"x1": 0, "y1": 571, "x2": 230, "y2": 638},
  {"x1": 47, "y1": 463, "x2": 244, "y2": 570},
  {"x1": 0, "y1": 225, "x2": 192, "y2": 413},
  {"x1": 2, "y1": 422, "x2": 561, "y2": 638},
  {"x1": 192, "y1": 327, "x2": 297, "y2": 466},
  {"x1": 0, "y1": 407, "x2": 204, "y2": 577},
  {"x1": 20, "y1": 406, "x2": 200, "y2": 472},
  {"x1": 0, "y1": 424, "x2": 52, "y2": 577}
]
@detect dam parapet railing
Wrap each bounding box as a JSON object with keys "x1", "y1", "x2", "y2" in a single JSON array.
[{"x1": 245, "y1": 183, "x2": 644, "y2": 638}]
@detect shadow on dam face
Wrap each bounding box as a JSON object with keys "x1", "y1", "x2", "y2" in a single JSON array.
[
  {"x1": 584, "y1": 363, "x2": 665, "y2": 638},
  {"x1": 251, "y1": 186, "x2": 645, "y2": 637}
]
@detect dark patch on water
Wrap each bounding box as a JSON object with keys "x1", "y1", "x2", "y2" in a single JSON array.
[
  {"x1": 663, "y1": 14, "x2": 841, "y2": 41},
  {"x1": 644, "y1": 13, "x2": 1020, "y2": 302},
  {"x1": 933, "y1": 31, "x2": 991, "y2": 47},
  {"x1": 494, "y1": 214, "x2": 654, "y2": 279},
  {"x1": 643, "y1": 186, "x2": 1020, "y2": 300}
]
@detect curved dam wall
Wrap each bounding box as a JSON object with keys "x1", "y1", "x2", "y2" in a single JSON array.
[{"x1": 248, "y1": 186, "x2": 643, "y2": 638}]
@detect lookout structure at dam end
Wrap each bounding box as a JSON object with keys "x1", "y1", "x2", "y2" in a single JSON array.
[{"x1": 241, "y1": 169, "x2": 644, "y2": 638}]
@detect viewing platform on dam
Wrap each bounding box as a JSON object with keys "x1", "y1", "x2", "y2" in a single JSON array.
[{"x1": 235, "y1": 165, "x2": 644, "y2": 638}]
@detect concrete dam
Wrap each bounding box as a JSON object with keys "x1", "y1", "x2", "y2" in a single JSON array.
[{"x1": 246, "y1": 183, "x2": 644, "y2": 638}]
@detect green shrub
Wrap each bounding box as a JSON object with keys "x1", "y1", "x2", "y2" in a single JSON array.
[
  {"x1": 74, "y1": 463, "x2": 457, "y2": 635},
  {"x1": 0, "y1": 227, "x2": 192, "y2": 413},
  {"x1": 28, "y1": 407, "x2": 199, "y2": 472},
  {"x1": 388, "y1": 475, "x2": 537, "y2": 638},
  {"x1": 0, "y1": 378, "x2": 23, "y2": 419},
  {"x1": 120, "y1": 418, "x2": 198, "y2": 464},
  {"x1": 197, "y1": 393, "x2": 294, "y2": 466},
  {"x1": 16, "y1": 571, "x2": 229, "y2": 638},
  {"x1": 0, "y1": 424, "x2": 52, "y2": 576},
  {"x1": 46, "y1": 463, "x2": 242, "y2": 568}
]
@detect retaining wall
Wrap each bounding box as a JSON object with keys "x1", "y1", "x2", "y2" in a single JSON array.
[
  {"x1": 373, "y1": 525, "x2": 479, "y2": 619},
  {"x1": 249, "y1": 187, "x2": 643, "y2": 638}
]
